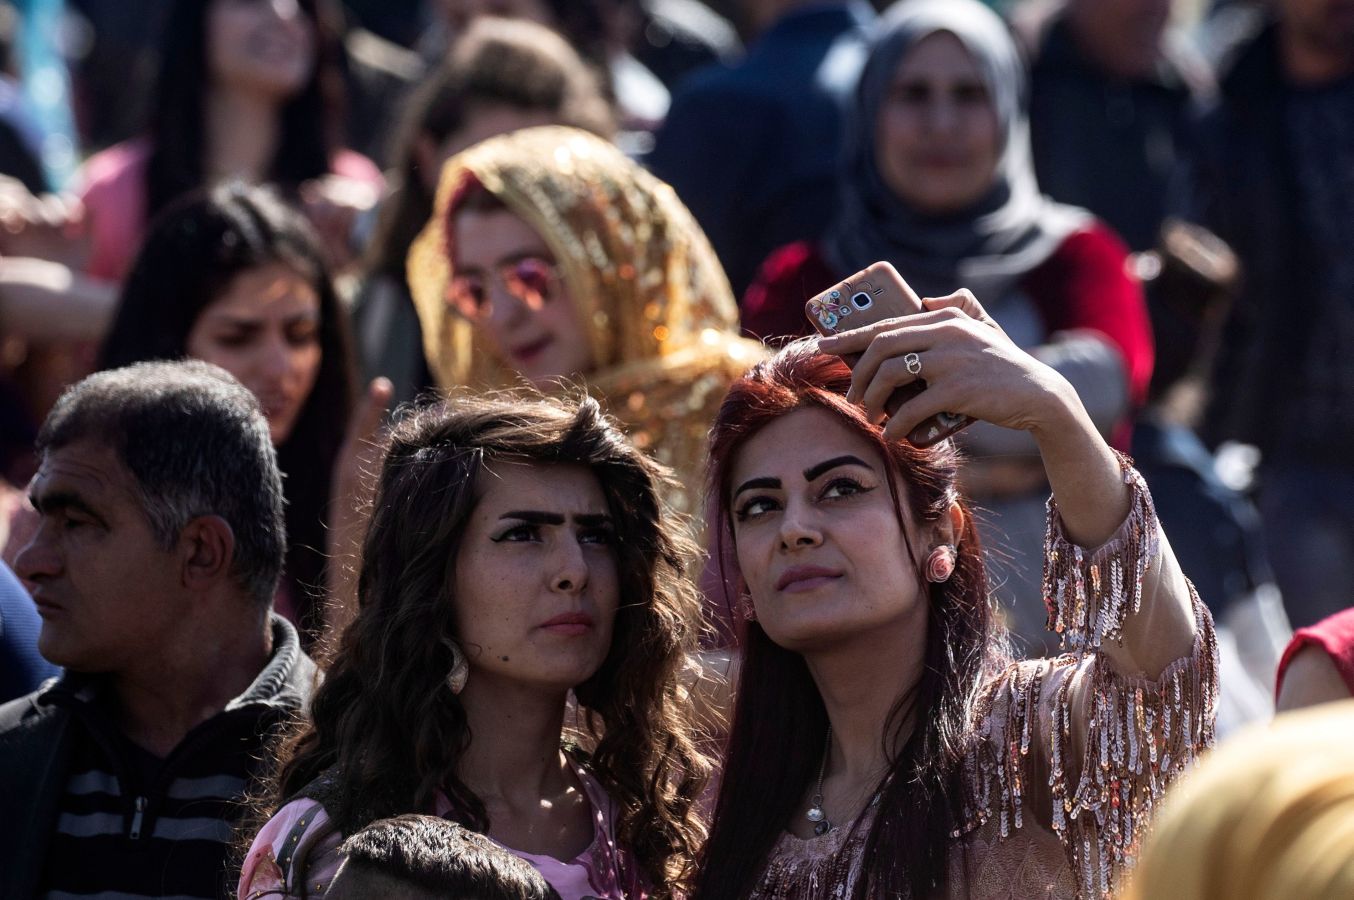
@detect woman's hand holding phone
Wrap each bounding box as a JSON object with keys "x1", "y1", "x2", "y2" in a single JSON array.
[{"x1": 816, "y1": 284, "x2": 1080, "y2": 447}]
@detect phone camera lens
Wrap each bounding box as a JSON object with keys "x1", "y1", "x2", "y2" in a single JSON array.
[{"x1": 851, "y1": 292, "x2": 872, "y2": 310}]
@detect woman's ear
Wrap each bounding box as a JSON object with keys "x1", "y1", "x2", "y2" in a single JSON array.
[{"x1": 941, "y1": 501, "x2": 965, "y2": 549}]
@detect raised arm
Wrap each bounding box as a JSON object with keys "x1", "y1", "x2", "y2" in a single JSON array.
[{"x1": 819, "y1": 286, "x2": 1219, "y2": 899}]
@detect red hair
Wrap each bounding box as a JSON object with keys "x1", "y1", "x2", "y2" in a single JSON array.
[{"x1": 697, "y1": 341, "x2": 1008, "y2": 900}]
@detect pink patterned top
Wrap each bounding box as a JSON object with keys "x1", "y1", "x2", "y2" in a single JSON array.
[
  {"x1": 239, "y1": 756, "x2": 644, "y2": 899},
  {"x1": 750, "y1": 461, "x2": 1219, "y2": 900}
]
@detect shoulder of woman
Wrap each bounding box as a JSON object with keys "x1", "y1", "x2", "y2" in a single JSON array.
[
  {"x1": 239, "y1": 798, "x2": 343, "y2": 900},
  {"x1": 73, "y1": 136, "x2": 152, "y2": 201},
  {"x1": 1044, "y1": 220, "x2": 1133, "y2": 277}
]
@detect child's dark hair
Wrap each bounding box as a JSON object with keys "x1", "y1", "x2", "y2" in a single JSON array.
[{"x1": 330, "y1": 814, "x2": 561, "y2": 900}]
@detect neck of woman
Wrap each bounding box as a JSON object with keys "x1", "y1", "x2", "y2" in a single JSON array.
[
  {"x1": 204, "y1": 86, "x2": 283, "y2": 183},
  {"x1": 804, "y1": 610, "x2": 928, "y2": 788},
  {"x1": 456, "y1": 675, "x2": 574, "y2": 806}
]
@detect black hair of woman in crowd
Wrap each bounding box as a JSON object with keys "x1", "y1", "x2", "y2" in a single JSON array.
[
  {"x1": 242, "y1": 393, "x2": 710, "y2": 896},
  {"x1": 146, "y1": 0, "x2": 346, "y2": 218},
  {"x1": 98, "y1": 182, "x2": 356, "y2": 633}
]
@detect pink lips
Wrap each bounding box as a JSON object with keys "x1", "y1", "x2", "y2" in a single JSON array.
[
  {"x1": 511, "y1": 335, "x2": 553, "y2": 364},
  {"x1": 775, "y1": 565, "x2": 842, "y2": 593},
  {"x1": 539, "y1": 611, "x2": 595, "y2": 636}
]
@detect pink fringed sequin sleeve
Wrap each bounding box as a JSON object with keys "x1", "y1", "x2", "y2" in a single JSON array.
[{"x1": 959, "y1": 457, "x2": 1219, "y2": 899}]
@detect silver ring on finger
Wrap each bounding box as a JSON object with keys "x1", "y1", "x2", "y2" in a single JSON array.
[{"x1": 904, "y1": 352, "x2": 922, "y2": 377}]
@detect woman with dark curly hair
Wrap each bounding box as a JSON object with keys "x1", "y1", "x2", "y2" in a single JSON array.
[
  {"x1": 695, "y1": 284, "x2": 1216, "y2": 899},
  {"x1": 239, "y1": 392, "x2": 712, "y2": 899}
]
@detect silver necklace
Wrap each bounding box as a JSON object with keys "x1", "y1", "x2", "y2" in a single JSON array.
[{"x1": 805, "y1": 724, "x2": 833, "y2": 836}]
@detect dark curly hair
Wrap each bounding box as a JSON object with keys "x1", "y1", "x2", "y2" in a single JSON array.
[{"x1": 252, "y1": 391, "x2": 711, "y2": 893}]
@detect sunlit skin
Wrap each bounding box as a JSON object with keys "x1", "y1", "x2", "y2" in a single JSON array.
[
  {"x1": 729, "y1": 407, "x2": 944, "y2": 652},
  {"x1": 452, "y1": 209, "x2": 595, "y2": 386},
  {"x1": 186, "y1": 262, "x2": 323, "y2": 445},
  {"x1": 207, "y1": 0, "x2": 316, "y2": 100},
  {"x1": 875, "y1": 31, "x2": 1002, "y2": 216},
  {"x1": 453, "y1": 461, "x2": 619, "y2": 690},
  {"x1": 17, "y1": 442, "x2": 189, "y2": 672}
]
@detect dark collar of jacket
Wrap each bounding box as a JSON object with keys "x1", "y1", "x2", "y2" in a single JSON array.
[
  {"x1": 752, "y1": 1, "x2": 875, "y2": 51},
  {"x1": 0, "y1": 613, "x2": 315, "y2": 900}
]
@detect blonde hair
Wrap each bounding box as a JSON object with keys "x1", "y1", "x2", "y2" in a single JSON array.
[{"x1": 1126, "y1": 700, "x2": 1354, "y2": 900}]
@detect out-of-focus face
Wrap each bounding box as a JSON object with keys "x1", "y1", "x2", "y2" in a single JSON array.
[
  {"x1": 1280, "y1": 0, "x2": 1354, "y2": 58},
  {"x1": 207, "y1": 0, "x2": 316, "y2": 100},
  {"x1": 451, "y1": 208, "x2": 594, "y2": 386},
  {"x1": 453, "y1": 461, "x2": 619, "y2": 692},
  {"x1": 417, "y1": 106, "x2": 565, "y2": 193},
  {"x1": 17, "y1": 442, "x2": 188, "y2": 672},
  {"x1": 875, "y1": 31, "x2": 1001, "y2": 216},
  {"x1": 728, "y1": 407, "x2": 927, "y2": 652},
  {"x1": 1066, "y1": 0, "x2": 1172, "y2": 80},
  {"x1": 186, "y1": 262, "x2": 323, "y2": 445}
]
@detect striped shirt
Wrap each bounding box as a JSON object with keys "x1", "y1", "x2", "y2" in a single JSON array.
[{"x1": 33, "y1": 617, "x2": 312, "y2": 899}]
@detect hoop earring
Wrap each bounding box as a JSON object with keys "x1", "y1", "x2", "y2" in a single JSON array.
[
  {"x1": 925, "y1": 544, "x2": 957, "y2": 584},
  {"x1": 443, "y1": 638, "x2": 469, "y2": 695}
]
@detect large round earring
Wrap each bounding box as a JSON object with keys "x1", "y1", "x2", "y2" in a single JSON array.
[
  {"x1": 443, "y1": 638, "x2": 469, "y2": 695},
  {"x1": 925, "y1": 544, "x2": 957, "y2": 584}
]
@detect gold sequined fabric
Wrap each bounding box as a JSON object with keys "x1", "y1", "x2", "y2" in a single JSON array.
[
  {"x1": 751, "y1": 465, "x2": 1220, "y2": 900},
  {"x1": 407, "y1": 126, "x2": 767, "y2": 515}
]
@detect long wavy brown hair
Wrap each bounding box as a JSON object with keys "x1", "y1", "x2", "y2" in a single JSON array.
[
  {"x1": 696, "y1": 343, "x2": 1010, "y2": 900},
  {"x1": 251, "y1": 391, "x2": 710, "y2": 892}
]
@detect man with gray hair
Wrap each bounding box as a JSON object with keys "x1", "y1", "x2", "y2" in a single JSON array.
[{"x1": 0, "y1": 360, "x2": 317, "y2": 899}]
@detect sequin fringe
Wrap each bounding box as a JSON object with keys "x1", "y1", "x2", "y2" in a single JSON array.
[
  {"x1": 1042, "y1": 452, "x2": 1159, "y2": 655},
  {"x1": 957, "y1": 459, "x2": 1219, "y2": 899}
]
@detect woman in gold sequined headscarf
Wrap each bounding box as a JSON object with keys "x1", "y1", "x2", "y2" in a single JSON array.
[{"x1": 408, "y1": 125, "x2": 766, "y2": 517}]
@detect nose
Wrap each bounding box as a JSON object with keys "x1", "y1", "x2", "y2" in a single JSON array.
[
  {"x1": 485, "y1": 278, "x2": 537, "y2": 331},
  {"x1": 550, "y1": 539, "x2": 589, "y2": 595},
  {"x1": 256, "y1": 334, "x2": 298, "y2": 383},
  {"x1": 14, "y1": 525, "x2": 60, "y2": 583},
  {"x1": 777, "y1": 499, "x2": 823, "y2": 552},
  {"x1": 927, "y1": 95, "x2": 959, "y2": 136}
]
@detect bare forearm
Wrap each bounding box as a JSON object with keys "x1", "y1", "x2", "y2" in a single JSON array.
[
  {"x1": 0, "y1": 258, "x2": 117, "y2": 341},
  {"x1": 1028, "y1": 375, "x2": 1131, "y2": 549}
]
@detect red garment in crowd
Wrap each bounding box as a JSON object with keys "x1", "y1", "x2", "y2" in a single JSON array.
[
  {"x1": 1276, "y1": 606, "x2": 1354, "y2": 697},
  {"x1": 740, "y1": 221, "x2": 1154, "y2": 409}
]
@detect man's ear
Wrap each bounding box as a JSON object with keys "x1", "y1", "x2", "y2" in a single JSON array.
[{"x1": 178, "y1": 515, "x2": 236, "y2": 592}]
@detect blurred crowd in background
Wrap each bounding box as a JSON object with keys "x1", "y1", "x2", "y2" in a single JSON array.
[{"x1": 0, "y1": 0, "x2": 1353, "y2": 893}]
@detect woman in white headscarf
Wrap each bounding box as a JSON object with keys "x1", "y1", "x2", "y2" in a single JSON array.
[{"x1": 741, "y1": 0, "x2": 1153, "y2": 653}]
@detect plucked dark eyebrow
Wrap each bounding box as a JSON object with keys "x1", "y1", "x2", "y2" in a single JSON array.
[
  {"x1": 804, "y1": 455, "x2": 872, "y2": 482},
  {"x1": 733, "y1": 455, "x2": 873, "y2": 500},
  {"x1": 732, "y1": 476, "x2": 780, "y2": 499},
  {"x1": 28, "y1": 490, "x2": 108, "y2": 528},
  {"x1": 499, "y1": 510, "x2": 612, "y2": 526}
]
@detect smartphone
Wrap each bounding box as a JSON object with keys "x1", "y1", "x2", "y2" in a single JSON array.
[{"x1": 804, "y1": 261, "x2": 974, "y2": 447}]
